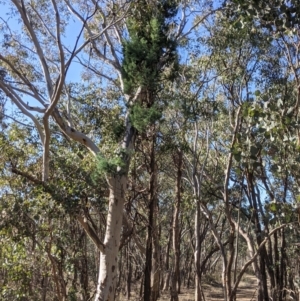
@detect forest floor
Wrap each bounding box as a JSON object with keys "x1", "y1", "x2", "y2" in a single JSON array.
[
  {"x1": 157, "y1": 274, "x2": 257, "y2": 301},
  {"x1": 119, "y1": 274, "x2": 257, "y2": 301}
]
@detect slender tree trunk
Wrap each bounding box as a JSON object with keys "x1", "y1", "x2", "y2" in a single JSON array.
[
  {"x1": 170, "y1": 150, "x2": 182, "y2": 301},
  {"x1": 81, "y1": 233, "x2": 89, "y2": 300},
  {"x1": 186, "y1": 252, "x2": 193, "y2": 289},
  {"x1": 280, "y1": 229, "x2": 287, "y2": 301},
  {"x1": 41, "y1": 276, "x2": 48, "y2": 301},
  {"x1": 225, "y1": 231, "x2": 235, "y2": 301},
  {"x1": 233, "y1": 221, "x2": 260, "y2": 301},
  {"x1": 151, "y1": 219, "x2": 160, "y2": 301},
  {"x1": 233, "y1": 198, "x2": 241, "y2": 291},
  {"x1": 144, "y1": 202, "x2": 153, "y2": 301},
  {"x1": 149, "y1": 139, "x2": 160, "y2": 301},
  {"x1": 274, "y1": 230, "x2": 280, "y2": 301},
  {"x1": 194, "y1": 202, "x2": 202, "y2": 301},
  {"x1": 144, "y1": 133, "x2": 157, "y2": 301},
  {"x1": 140, "y1": 275, "x2": 144, "y2": 298},
  {"x1": 126, "y1": 242, "x2": 132, "y2": 300},
  {"x1": 93, "y1": 112, "x2": 135, "y2": 301},
  {"x1": 162, "y1": 230, "x2": 172, "y2": 291},
  {"x1": 247, "y1": 172, "x2": 269, "y2": 301}
]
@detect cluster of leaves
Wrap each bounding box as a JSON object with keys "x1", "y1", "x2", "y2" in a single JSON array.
[
  {"x1": 225, "y1": 0, "x2": 300, "y2": 32},
  {"x1": 93, "y1": 148, "x2": 130, "y2": 178},
  {"x1": 0, "y1": 238, "x2": 33, "y2": 300},
  {"x1": 121, "y1": 0, "x2": 178, "y2": 95},
  {"x1": 130, "y1": 104, "x2": 162, "y2": 132}
]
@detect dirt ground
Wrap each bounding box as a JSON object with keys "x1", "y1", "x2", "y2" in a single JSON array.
[
  {"x1": 157, "y1": 275, "x2": 257, "y2": 301},
  {"x1": 119, "y1": 275, "x2": 257, "y2": 301}
]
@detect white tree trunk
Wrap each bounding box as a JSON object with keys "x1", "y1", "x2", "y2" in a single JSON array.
[{"x1": 94, "y1": 175, "x2": 127, "y2": 301}]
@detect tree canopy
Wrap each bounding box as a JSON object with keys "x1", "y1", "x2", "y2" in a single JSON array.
[{"x1": 1, "y1": 1, "x2": 300, "y2": 301}]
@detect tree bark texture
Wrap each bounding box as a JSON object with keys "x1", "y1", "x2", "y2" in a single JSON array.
[
  {"x1": 144, "y1": 133, "x2": 158, "y2": 301},
  {"x1": 94, "y1": 175, "x2": 127, "y2": 301},
  {"x1": 162, "y1": 230, "x2": 172, "y2": 291},
  {"x1": 171, "y1": 150, "x2": 182, "y2": 301},
  {"x1": 194, "y1": 202, "x2": 202, "y2": 301}
]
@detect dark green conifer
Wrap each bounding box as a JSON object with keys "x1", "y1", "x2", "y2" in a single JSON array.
[{"x1": 122, "y1": 0, "x2": 178, "y2": 98}]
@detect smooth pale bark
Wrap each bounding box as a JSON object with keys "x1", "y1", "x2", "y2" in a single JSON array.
[
  {"x1": 94, "y1": 175, "x2": 127, "y2": 301},
  {"x1": 221, "y1": 107, "x2": 241, "y2": 301},
  {"x1": 229, "y1": 224, "x2": 286, "y2": 301},
  {"x1": 233, "y1": 222, "x2": 260, "y2": 301},
  {"x1": 12, "y1": 164, "x2": 128, "y2": 301},
  {"x1": 93, "y1": 112, "x2": 135, "y2": 301},
  {"x1": 162, "y1": 270, "x2": 171, "y2": 292}
]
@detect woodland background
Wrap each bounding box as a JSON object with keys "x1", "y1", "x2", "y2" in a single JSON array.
[{"x1": 1, "y1": 1, "x2": 300, "y2": 301}]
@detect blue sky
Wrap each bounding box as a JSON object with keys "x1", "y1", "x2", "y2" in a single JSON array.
[
  {"x1": 0, "y1": 1, "x2": 88, "y2": 85},
  {"x1": 0, "y1": 1, "x2": 93, "y2": 117},
  {"x1": 0, "y1": 0, "x2": 223, "y2": 116}
]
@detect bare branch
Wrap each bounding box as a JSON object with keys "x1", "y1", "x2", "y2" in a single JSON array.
[
  {"x1": 77, "y1": 215, "x2": 106, "y2": 253},
  {"x1": 2, "y1": 113, "x2": 35, "y2": 129},
  {"x1": 0, "y1": 81, "x2": 44, "y2": 142},
  {"x1": 12, "y1": 0, "x2": 54, "y2": 97},
  {"x1": 230, "y1": 224, "x2": 288, "y2": 300},
  {"x1": 42, "y1": 117, "x2": 50, "y2": 181},
  {"x1": 0, "y1": 53, "x2": 47, "y2": 107},
  {"x1": 51, "y1": 108, "x2": 100, "y2": 155},
  {"x1": 177, "y1": 8, "x2": 221, "y2": 42},
  {"x1": 29, "y1": 4, "x2": 56, "y2": 41},
  {"x1": 223, "y1": 106, "x2": 241, "y2": 206}
]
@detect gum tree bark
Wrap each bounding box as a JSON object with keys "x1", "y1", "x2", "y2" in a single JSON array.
[
  {"x1": 94, "y1": 117, "x2": 135, "y2": 301},
  {"x1": 0, "y1": 1, "x2": 178, "y2": 300},
  {"x1": 94, "y1": 175, "x2": 127, "y2": 301}
]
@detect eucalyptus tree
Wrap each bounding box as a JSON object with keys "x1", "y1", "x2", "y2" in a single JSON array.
[
  {"x1": 210, "y1": 6, "x2": 300, "y2": 300},
  {"x1": 241, "y1": 28, "x2": 300, "y2": 301},
  {"x1": 181, "y1": 8, "x2": 299, "y2": 301},
  {"x1": 0, "y1": 118, "x2": 107, "y2": 300},
  {"x1": 0, "y1": 0, "x2": 182, "y2": 300},
  {"x1": 4, "y1": 1, "x2": 297, "y2": 301},
  {"x1": 224, "y1": 0, "x2": 300, "y2": 32}
]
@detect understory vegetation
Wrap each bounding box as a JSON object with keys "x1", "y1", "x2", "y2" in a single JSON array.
[{"x1": 1, "y1": 1, "x2": 300, "y2": 301}]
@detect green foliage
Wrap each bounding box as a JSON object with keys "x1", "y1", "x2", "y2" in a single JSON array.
[
  {"x1": 265, "y1": 201, "x2": 296, "y2": 223},
  {"x1": 95, "y1": 156, "x2": 125, "y2": 175},
  {"x1": 4, "y1": 1, "x2": 300, "y2": 298},
  {"x1": 225, "y1": 0, "x2": 300, "y2": 32},
  {"x1": 93, "y1": 149, "x2": 130, "y2": 178},
  {"x1": 130, "y1": 104, "x2": 162, "y2": 132},
  {"x1": 121, "y1": 0, "x2": 178, "y2": 95},
  {"x1": 112, "y1": 121, "x2": 126, "y2": 141},
  {"x1": 0, "y1": 239, "x2": 33, "y2": 300}
]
